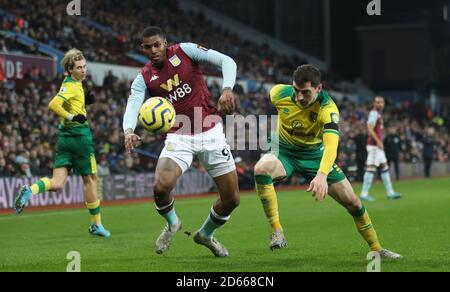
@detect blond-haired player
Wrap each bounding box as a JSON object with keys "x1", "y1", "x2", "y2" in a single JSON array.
[{"x1": 14, "y1": 49, "x2": 110, "y2": 237}]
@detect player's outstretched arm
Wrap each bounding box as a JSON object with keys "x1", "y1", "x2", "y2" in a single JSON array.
[
  {"x1": 180, "y1": 42, "x2": 237, "y2": 113},
  {"x1": 123, "y1": 74, "x2": 146, "y2": 153},
  {"x1": 179, "y1": 43, "x2": 237, "y2": 88}
]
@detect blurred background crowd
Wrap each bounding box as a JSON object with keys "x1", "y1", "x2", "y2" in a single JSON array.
[
  {"x1": 1, "y1": 73, "x2": 448, "y2": 188},
  {"x1": 0, "y1": 0, "x2": 449, "y2": 189}
]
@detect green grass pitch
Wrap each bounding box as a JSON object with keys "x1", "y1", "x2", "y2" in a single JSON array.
[{"x1": 1, "y1": 177, "x2": 449, "y2": 272}]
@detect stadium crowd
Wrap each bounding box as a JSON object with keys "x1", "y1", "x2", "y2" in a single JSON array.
[
  {"x1": 0, "y1": 72, "x2": 448, "y2": 185},
  {"x1": 0, "y1": 0, "x2": 449, "y2": 187},
  {"x1": 1, "y1": 0, "x2": 319, "y2": 84}
]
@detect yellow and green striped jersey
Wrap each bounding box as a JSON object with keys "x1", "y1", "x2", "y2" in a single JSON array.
[
  {"x1": 270, "y1": 84, "x2": 340, "y2": 149},
  {"x1": 56, "y1": 76, "x2": 86, "y2": 127}
]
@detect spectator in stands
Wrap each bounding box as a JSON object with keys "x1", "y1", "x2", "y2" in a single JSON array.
[
  {"x1": 111, "y1": 158, "x2": 128, "y2": 174},
  {"x1": 15, "y1": 151, "x2": 32, "y2": 177},
  {"x1": 422, "y1": 127, "x2": 436, "y2": 178},
  {"x1": 352, "y1": 124, "x2": 367, "y2": 182},
  {"x1": 97, "y1": 155, "x2": 111, "y2": 177},
  {"x1": 0, "y1": 156, "x2": 7, "y2": 176},
  {"x1": 103, "y1": 70, "x2": 118, "y2": 87},
  {"x1": 3, "y1": 161, "x2": 17, "y2": 177},
  {"x1": 28, "y1": 149, "x2": 41, "y2": 176},
  {"x1": 384, "y1": 126, "x2": 401, "y2": 181},
  {"x1": 235, "y1": 156, "x2": 254, "y2": 190},
  {"x1": 0, "y1": 35, "x2": 9, "y2": 53}
]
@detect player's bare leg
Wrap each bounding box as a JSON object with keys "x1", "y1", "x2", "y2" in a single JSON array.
[
  {"x1": 83, "y1": 174, "x2": 110, "y2": 237},
  {"x1": 154, "y1": 158, "x2": 183, "y2": 254},
  {"x1": 14, "y1": 167, "x2": 68, "y2": 214},
  {"x1": 47, "y1": 167, "x2": 69, "y2": 191},
  {"x1": 194, "y1": 170, "x2": 240, "y2": 257},
  {"x1": 212, "y1": 170, "x2": 240, "y2": 216},
  {"x1": 83, "y1": 174, "x2": 98, "y2": 204},
  {"x1": 254, "y1": 154, "x2": 288, "y2": 250},
  {"x1": 329, "y1": 179, "x2": 401, "y2": 259}
]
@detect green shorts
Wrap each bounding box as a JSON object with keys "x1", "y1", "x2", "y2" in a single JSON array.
[
  {"x1": 273, "y1": 143, "x2": 346, "y2": 185},
  {"x1": 53, "y1": 125, "x2": 97, "y2": 176}
]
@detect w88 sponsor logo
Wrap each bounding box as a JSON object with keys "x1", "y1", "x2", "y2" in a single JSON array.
[{"x1": 167, "y1": 83, "x2": 192, "y2": 103}]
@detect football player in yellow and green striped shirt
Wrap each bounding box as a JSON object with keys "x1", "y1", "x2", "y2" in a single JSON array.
[
  {"x1": 254, "y1": 64, "x2": 400, "y2": 258},
  {"x1": 14, "y1": 49, "x2": 110, "y2": 237}
]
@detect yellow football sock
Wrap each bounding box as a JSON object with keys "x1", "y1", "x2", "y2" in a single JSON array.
[
  {"x1": 255, "y1": 175, "x2": 283, "y2": 231},
  {"x1": 86, "y1": 200, "x2": 102, "y2": 225},
  {"x1": 353, "y1": 206, "x2": 382, "y2": 251},
  {"x1": 30, "y1": 178, "x2": 51, "y2": 195}
]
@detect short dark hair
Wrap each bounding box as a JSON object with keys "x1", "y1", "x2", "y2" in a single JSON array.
[
  {"x1": 293, "y1": 64, "x2": 321, "y2": 88},
  {"x1": 141, "y1": 26, "x2": 165, "y2": 39}
]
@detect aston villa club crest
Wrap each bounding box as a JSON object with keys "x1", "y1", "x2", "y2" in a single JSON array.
[
  {"x1": 310, "y1": 112, "x2": 318, "y2": 122},
  {"x1": 169, "y1": 55, "x2": 181, "y2": 67}
]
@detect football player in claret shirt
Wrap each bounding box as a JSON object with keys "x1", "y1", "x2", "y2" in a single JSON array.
[
  {"x1": 360, "y1": 96, "x2": 402, "y2": 202},
  {"x1": 123, "y1": 26, "x2": 239, "y2": 257},
  {"x1": 14, "y1": 49, "x2": 110, "y2": 237},
  {"x1": 253, "y1": 64, "x2": 401, "y2": 259}
]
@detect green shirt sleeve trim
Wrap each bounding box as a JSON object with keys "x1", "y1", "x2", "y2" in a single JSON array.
[
  {"x1": 323, "y1": 129, "x2": 340, "y2": 136},
  {"x1": 57, "y1": 94, "x2": 68, "y2": 101}
]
